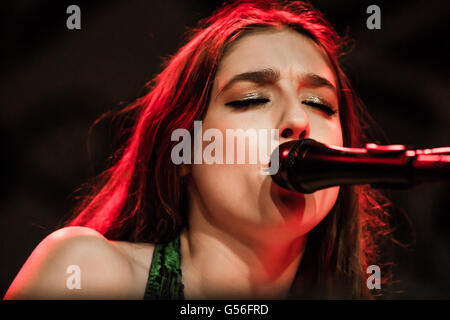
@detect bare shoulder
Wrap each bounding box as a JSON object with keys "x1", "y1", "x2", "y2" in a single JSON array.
[
  {"x1": 4, "y1": 226, "x2": 154, "y2": 300},
  {"x1": 109, "y1": 239, "x2": 156, "y2": 295}
]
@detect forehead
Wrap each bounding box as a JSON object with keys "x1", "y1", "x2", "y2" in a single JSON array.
[{"x1": 215, "y1": 28, "x2": 337, "y2": 90}]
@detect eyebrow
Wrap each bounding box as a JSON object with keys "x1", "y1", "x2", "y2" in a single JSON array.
[{"x1": 217, "y1": 67, "x2": 337, "y2": 97}]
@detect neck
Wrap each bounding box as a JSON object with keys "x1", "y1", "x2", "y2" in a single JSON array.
[{"x1": 179, "y1": 208, "x2": 307, "y2": 299}]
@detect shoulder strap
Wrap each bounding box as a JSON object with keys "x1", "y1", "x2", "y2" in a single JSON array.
[{"x1": 143, "y1": 234, "x2": 185, "y2": 300}]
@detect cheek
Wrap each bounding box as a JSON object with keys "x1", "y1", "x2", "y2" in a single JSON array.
[
  {"x1": 188, "y1": 112, "x2": 257, "y2": 221},
  {"x1": 309, "y1": 114, "x2": 343, "y2": 147}
]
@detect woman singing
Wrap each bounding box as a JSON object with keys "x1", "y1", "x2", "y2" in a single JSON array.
[{"x1": 5, "y1": 0, "x2": 392, "y2": 299}]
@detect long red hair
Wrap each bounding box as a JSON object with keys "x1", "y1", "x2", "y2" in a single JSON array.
[{"x1": 64, "y1": 0, "x2": 393, "y2": 298}]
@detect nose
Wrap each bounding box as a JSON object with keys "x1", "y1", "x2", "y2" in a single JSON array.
[{"x1": 279, "y1": 100, "x2": 310, "y2": 141}]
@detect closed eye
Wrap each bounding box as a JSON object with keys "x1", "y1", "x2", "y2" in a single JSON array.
[
  {"x1": 302, "y1": 100, "x2": 337, "y2": 116},
  {"x1": 224, "y1": 98, "x2": 270, "y2": 108},
  {"x1": 224, "y1": 97, "x2": 337, "y2": 116}
]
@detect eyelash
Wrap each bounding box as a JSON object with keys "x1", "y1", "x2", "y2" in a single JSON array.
[
  {"x1": 225, "y1": 98, "x2": 337, "y2": 116},
  {"x1": 225, "y1": 98, "x2": 270, "y2": 108},
  {"x1": 303, "y1": 100, "x2": 337, "y2": 116}
]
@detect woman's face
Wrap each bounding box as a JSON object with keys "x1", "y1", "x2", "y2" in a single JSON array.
[{"x1": 188, "y1": 28, "x2": 343, "y2": 243}]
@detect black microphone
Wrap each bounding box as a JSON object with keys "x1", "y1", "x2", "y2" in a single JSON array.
[{"x1": 270, "y1": 138, "x2": 450, "y2": 194}]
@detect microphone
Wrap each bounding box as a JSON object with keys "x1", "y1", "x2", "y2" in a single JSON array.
[{"x1": 270, "y1": 138, "x2": 450, "y2": 194}]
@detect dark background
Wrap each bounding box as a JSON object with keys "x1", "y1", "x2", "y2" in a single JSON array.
[{"x1": 1, "y1": 0, "x2": 449, "y2": 299}]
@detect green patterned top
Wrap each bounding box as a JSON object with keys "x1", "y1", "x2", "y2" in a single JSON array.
[{"x1": 143, "y1": 234, "x2": 185, "y2": 300}]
